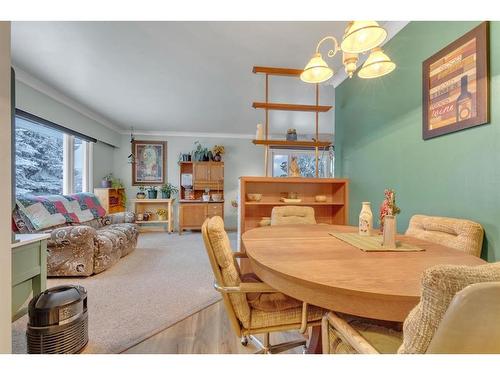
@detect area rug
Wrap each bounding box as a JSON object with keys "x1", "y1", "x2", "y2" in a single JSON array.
[{"x1": 12, "y1": 231, "x2": 236, "y2": 354}]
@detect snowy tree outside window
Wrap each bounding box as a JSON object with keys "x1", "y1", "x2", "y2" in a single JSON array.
[
  {"x1": 15, "y1": 114, "x2": 92, "y2": 197},
  {"x1": 15, "y1": 117, "x2": 64, "y2": 195}
]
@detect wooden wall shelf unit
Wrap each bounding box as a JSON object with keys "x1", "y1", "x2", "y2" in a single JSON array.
[
  {"x1": 178, "y1": 161, "x2": 224, "y2": 234},
  {"x1": 252, "y1": 139, "x2": 332, "y2": 148},
  {"x1": 252, "y1": 102, "x2": 332, "y2": 113},
  {"x1": 94, "y1": 188, "x2": 126, "y2": 214},
  {"x1": 252, "y1": 66, "x2": 333, "y2": 177},
  {"x1": 238, "y1": 176, "x2": 349, "y2": 250}
]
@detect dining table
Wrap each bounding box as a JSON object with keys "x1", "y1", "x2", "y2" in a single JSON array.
[{"x1": 241, "y1": 224, "x2": 486, "y2": 354}]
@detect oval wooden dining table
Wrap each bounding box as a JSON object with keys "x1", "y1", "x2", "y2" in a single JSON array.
[{"x1": 241, "y1": 224, "x2": 485, "y2": 353}]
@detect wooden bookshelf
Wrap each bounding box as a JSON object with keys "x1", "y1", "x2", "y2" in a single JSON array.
[
  {"x1": 237, "y1": 177, "x2": 349, "y2": 250},
  {"x1": 251, "y1": 66, "x2": 334, "y2": 176},
  {"x1": 94, "y1": 188, "x2": 126, "y2": 214}
]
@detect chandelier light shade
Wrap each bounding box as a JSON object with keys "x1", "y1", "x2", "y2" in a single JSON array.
[
  {"x1": 340, "y1": 21, "x2": 388, "y2": 54},
  {"x1": 357, "y1": 47, "x2": 396, "y2": 79},
  {"x1": 300, "y1": 53, "x2": 334, "y2": 84}
]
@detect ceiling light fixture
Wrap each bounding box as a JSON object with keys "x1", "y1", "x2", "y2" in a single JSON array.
[
  {"x1": 300, "y1": 21, "x2": 395, "y2": 84},
  {"x1": 358, "y1": 47, "x2": 396, "y2": 79}
]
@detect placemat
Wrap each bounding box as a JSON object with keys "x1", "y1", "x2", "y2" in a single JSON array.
[{"x1": 329, "y1": 232, "x2": 425, "y2": 252}]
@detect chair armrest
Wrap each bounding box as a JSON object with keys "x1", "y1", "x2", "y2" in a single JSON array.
[
  {"x1": 214, "y1": 281, "x2": 278, "y2": 294},
  {"x1": 107, "y1": 211, "x2": 136, "y2": 224},
  {"x1": 322, "y1": 312, "x2": 379, "y2": 354},
  {"x1": 232, "y1": 251, "x2": 248, "y2": 258}
]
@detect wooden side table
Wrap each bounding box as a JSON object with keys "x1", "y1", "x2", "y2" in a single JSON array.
[
  {"x1": 132, "y1": 198, "x2": 173, "y2": 233},
  {"x1": 11, "y1": 233, "x2": 50, "y2": 322}
]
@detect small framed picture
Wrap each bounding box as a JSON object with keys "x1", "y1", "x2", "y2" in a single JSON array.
[
  {"x1": 422, "y1": 22, "x2": 489, "y2": 140},
  {"x1": 131, "y1": 140, "x2": 167, "y2": 185}
]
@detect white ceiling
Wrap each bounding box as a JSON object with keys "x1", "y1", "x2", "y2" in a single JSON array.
[{"x1": 11, "y1": 21, "x2": 407, "y2": 136}]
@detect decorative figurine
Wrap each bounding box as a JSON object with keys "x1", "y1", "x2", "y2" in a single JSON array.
[{"x1": 289, "y1": 156, "x2": 301, "y2": 177}]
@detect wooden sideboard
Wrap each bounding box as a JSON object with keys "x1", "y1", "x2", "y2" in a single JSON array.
[
  {"x1": 238, "y1": 177, "x2": 349, "y2": 250},
  {"x1": 178, "y1": 201, "x2": 224, "y2": 234},
  {"x1": 94, "y1": 188, "x2": 126, "y2": 214},
  {"x1": 178, "y1": 161, "x2": 224, "y2": 233}
]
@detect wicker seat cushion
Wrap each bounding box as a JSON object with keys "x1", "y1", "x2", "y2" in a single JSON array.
[
  {"x1": 271, "y1": 206, "x2": 316, "y2": 226},
  {"x1": 241, "y1": 273, "x2": 302, "y2": 312},
  {"x1": 327, "y1": 315, "x2": 402, "y2": 354},
  {"x1": 398, "y1": 262, "x2": 500, "y2": 354},
  {"x1": 207, "y1": 216, "x2": 251, "y2": 328},
  {"x1": 250, "y1": 304, "x2": 324, "y2": 329},
  {"x1": 405, "y1": 215, "x2": 484, "y2": 257}
]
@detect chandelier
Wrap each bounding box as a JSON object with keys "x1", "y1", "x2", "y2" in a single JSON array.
[{"x1": 300, "y1": 21, "x2": 396, "y2": 83}]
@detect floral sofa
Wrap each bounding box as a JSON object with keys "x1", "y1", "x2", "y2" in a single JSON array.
[{"x1": 13, "y1": 193, "x2": 139, "y2": 277}]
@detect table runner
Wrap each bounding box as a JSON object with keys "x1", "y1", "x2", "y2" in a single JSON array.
[{"x1": 329, "y1": 232, "x2": 425, "y2": 252}]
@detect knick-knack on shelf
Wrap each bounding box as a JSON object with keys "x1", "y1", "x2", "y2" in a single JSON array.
[
  {"x1": 358, "y1": 202, "x2": 373, "y2": 236},
  {"x1": 256, "y1": 123, "x2": 263, "y2": 140}
]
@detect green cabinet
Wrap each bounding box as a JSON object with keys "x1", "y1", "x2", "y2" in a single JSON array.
[{"x1": 11, "y1": 234, "x2": 49, "y2": 321}]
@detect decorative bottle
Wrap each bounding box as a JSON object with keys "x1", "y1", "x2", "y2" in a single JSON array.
[
  {"x1": 456, "y1": 75, "x2": 473, "y2": 121},
  {"x1": 358, "y1": 202, "x2": 373, "y2": 236},
  {"x1": 256, "y1": 123, "x2": 264, "y2": 140}
]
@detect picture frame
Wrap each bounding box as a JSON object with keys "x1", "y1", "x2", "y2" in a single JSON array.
[
  {"x1": 131, "y1": 140, "x2": 167, "y2": 185},
  {"x1": 422, "y1": 22, "x2": 489, "y2": 140}
]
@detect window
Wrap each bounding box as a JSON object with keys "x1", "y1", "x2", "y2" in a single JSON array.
[
  {"x1": 269, "y1": 148, "x2": 334, "y2": 178},
  {"x1": 15, "y1": 110, "x2": 95, "y2": 196}
]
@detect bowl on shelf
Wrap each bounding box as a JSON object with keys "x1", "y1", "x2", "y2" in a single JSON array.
[
  {"x1": 246, "y1": 193, "x2": 262, "y2": 202},
  {"x1": 211, "y1": 193, "x2": 223, "y2": 201},
  {"x1": 315, "y1": 195, "x2": 327, "y2": 202}
]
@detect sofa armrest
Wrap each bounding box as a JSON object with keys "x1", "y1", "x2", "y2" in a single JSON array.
[
  {"x1": 48, "y1": 225, "x2": 97, "y2": 248},
  {"x1": 107, "y1": 212, "x2": 136, "y2": 224}
]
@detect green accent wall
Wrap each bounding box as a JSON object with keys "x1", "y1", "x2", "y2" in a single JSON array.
[{"x1": 335, "y1": 21, "x2": 499, "y2": 261}]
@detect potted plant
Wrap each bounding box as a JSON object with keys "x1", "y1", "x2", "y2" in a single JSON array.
[
  {"x1": 192, "y1": 141, "x2": 210, "y2": 161},
  {"x1": 160, "y1": 182, "x2": 178, "y2": 199},
  {"x1": 101, "y1": 173, "x2": 113, "y2": 188},
  {"x1": 136, "y1": 186, "x2": 146, "y2": 199},
  {"x1": 212, "y1": 145, "x2": 225, "y2": 162},
  {"x1": 147, "y1": 186, "x2": 158, "y2": 199},
  {"x1": 156, "y1": 208, "x2": 168, "y2": 221}
]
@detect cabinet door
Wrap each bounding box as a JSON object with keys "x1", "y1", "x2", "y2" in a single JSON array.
[
  {"x1": 193, "y1": 163, "x2": 209, "y2": 182},
  {"x1": 207, "y1": 203, "x2": 223, "y2": 218},
  {"x1": 209, "y1": 164, "x2": 224, "y2": 183},
  {"x1": 180, "y1": 204, "x2": 207, "y2": 227}
]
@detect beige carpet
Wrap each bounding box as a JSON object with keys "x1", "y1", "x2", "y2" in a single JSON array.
[{"x1": 12, "y1": 231, "x2": 236, "y2": 354}]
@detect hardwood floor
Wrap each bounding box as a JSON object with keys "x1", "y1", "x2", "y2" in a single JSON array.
[{"x1": 124, "y1": 300, "x2": 305, "y2": 354}]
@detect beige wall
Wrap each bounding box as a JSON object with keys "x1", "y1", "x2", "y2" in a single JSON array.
[
  {"x1": 113, "y1": 134, "x2": 264, "y2": 229},
  {"x1": 0, "y1": 21, "x2": 11, "y2": 354}
]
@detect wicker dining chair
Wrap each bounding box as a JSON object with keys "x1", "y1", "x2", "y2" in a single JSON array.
[
  {"x1": 271, "y1": 206, "x2": 316, "y2": 226},
  {"x1": 322, "y1": 262, "x2": 500, "y2": 354},
  {"x1": 202, "y1": 216, "x2": 324, "y2": 354},
  {"x1": 405, "y1": 214, "x2": 484, "y2": 257}
]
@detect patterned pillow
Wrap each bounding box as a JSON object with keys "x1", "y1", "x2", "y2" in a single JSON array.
[
  {"x1": 398, "y1": 262, "x2": 500, "y2": 353},
  {"x1": 16, "y1": 193, "x2": 106, "y2": 231}
]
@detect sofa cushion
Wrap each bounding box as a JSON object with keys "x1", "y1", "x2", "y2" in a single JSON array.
[
  {"x1": 107, "y1": 223, "x2": 139, "y2": 257},
  {"x1": 398, "y1": 262, "x2": 500, "y2": 353},
  {"x1": 94, "y1": 228, "x2": 125, "y2": 274}
]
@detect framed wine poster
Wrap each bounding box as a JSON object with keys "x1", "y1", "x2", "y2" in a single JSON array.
[
  {"x1": 131, "y1": 140, "x2": 167, "y2": 185},
  {"x1": 422, "y1": 22, "x2": 489, "y2": 140}
]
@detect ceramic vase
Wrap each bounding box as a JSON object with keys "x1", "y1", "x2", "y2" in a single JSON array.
[
  {"x1": 358, "y1": 202, "x2": 373, "y2": 236},
  {"x1": 382, "y1": 215, "x2": 397, "y2": 247},
  {"x1": 256, "y1": 124, "x2": 264, "y2": 140}
]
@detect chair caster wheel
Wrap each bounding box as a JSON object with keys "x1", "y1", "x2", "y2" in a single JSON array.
[{"x1": 241, "y1": 336, "x2": 249, "y2": 346}]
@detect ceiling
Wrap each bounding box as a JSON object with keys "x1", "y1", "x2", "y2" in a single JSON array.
[{"x1": 11, "y1": 21, "x2": 406, "y2": 136}]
